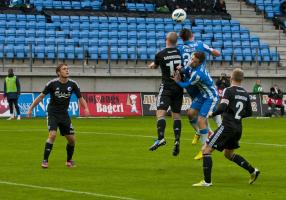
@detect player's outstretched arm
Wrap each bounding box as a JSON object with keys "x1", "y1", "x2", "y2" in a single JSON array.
[
  {"x1": 211, "y1": 49, "x2": 221, "y2": 57},
  {"x1": 27, "y1": 93, "x2": 45, "y2": 118},
  {"x1": 79, "y1": 97, "x2": 90, "y2": 116}
]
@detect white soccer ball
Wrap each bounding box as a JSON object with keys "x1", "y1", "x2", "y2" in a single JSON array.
[{"x1": 172, "y1": 9, "x2": 187, "y2": 23}]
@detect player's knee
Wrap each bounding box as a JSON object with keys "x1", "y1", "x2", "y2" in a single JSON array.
[
  {"x1": 202, "y1": 144, "x2": 211, "y2": 154},
  {"x1": 172, "y1": 113, "x2": 181, "y2": 120},
  {"x1": 48, "y1": 134, "x2": 56, "y2": 143},
  {"x1": 187, "y1": 110, "x2": 196, "y2": 120},
  {"x1": 224, "y1": 151, "x2": 233, "y2": 160},
  {"x1": 66, "y1": 135, "x2": 76, "y2": 145}
]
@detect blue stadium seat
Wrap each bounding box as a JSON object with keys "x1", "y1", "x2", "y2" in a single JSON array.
[
  {"x1": 75, "y1": 47, "x2": 84, "y2": 59},
  {"x1": 88, "y1": 38, "x2": 98, "y2": 47},
  {"x1": 46, "y1": 46, "x2": 55, "y2": 59}
]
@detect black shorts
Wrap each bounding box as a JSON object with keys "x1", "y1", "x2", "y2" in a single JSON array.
[
  {"x1": 207, "y1": 123, "x2": 242, "y2": 151},
  {"x1": 156, "y1": 83, "x2": 183, "y2": 113},
  {"x1": 47, "y1": 112, "x2": 74, "y2": 136}
]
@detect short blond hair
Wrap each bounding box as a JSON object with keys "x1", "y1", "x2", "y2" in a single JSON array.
[
  {"x1": 232, "y1": 68, "x2": 244, "y2": 82},
  {"x1": 166, "y1": 32, "x2": 178, "y2": 46}
]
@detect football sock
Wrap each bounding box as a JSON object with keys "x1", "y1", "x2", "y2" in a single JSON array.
[
  {"x1": 231, "y1": 154, "x2": 255, "y2": 174},
  {"x1": 66, "y1": 144, "x2": 75, "y2": 161},
  {"x1": 173, "y1": 119, "x2": 181, "y2": 142},
  {"x1": 213, "y1": 115, "x2": 222, "y2": 127},
  {"x1": 43, "y1": 142, "x2": 53, "y2": 161},
  {"x1": 206, "y1": 120, "x2": 213, "y2": 134},
  {"x1": 199, "y1": 128, "x2": 209, "y2": 144},
  {"x1": 157, "y1": 118, "x2": 166, "y2": 140},
  {"x1": 189, "y1": 117, "x2": 199, "y2": 134},
  {"x1": 203, "y1": 154, "x2": 212, "y2": 183}
]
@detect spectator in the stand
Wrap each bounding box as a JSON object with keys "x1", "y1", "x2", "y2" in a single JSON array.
[
  {"x1": 215, "y1": 0, "x2": 227, "y2": 14},
  {"x1": 216, "y1": 72, "x2": 230, "y2": 98},
  {"x1": 0, "y1": 0, "x2": 8, "y2": 7},
  {"x1": 102, "y1": 0, "x2": 117, "y2": 11},
  {"x1": 177, "y1": 0, "x2": 189, "y2": 13},
  {"x1": 280, "y1": 1, "x2": 286, "y2": 15},
  {"x1": 252, "y1": 79, "x2": 263, "y2": 94},
  {"x1": 118, "y1": 0, "x2": 126, "y2": 11},
  {"x1": 268, "y1": 84, "x2": 284, "y2": 116},
  {"x1": 156, "y1": 0, "x2": 170, "y2": 13}
]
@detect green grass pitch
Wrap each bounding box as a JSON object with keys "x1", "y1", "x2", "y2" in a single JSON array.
[{"x1": 0, "y1": 117, "x2": 285, "y2": 200}]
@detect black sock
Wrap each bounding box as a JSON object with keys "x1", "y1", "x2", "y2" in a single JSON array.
[
  {"x1": 43, "y1": 142, "x2": 53, "y2": 161},
  {"x1": 173, "y1": 119, "x2": 181, "y2": 142},
  {"x1": 66, "y1": 144, "x2": 75, "y2": 161},
  {"x1": 231, "y1": 154, "x2": 255, "y2": 174},
  {"x1": 157, "y1": 118, "x2": 166, "y2": 140},
  {"x1": 203, "y1": 154, "x2": 212, "y2": 183}
]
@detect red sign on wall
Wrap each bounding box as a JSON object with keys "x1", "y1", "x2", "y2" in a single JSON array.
[
  {"x1": 0, "y1": 93, "x2": 10, "y2": 117},
  {"x1": 80, "y1": 93, "x2": 142, "y2": 116}
]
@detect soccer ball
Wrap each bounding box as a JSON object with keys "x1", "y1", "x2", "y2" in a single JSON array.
[{"x1": 172, "y1": 9, "x2": 187, "y2": 23}]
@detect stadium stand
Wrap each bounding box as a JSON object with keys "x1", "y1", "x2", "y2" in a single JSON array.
[
  {"x1": 0, "y1": 13, "x2": 279, "y2": 64},
  {"x1": 245, "y1": 0, "x2": 283, "y2": 18}
]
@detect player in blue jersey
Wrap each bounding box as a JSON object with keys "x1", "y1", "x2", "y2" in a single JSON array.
[
  {"x1": 178, "y1": 28, "x2": 222, "y2": 159},
  {"x1": 173, "y1": 52, "x2": 219, "y2": 159}
]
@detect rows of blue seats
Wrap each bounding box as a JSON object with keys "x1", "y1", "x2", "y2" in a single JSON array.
[
  {"x1": 30, "y1": 0, "x2": 102, "y2": 11},
  {"x1": 247, "y1": 0, "x2": 283, "y2": 18},
  {"x1": 0, "y1": 14, "x2": 279, "y2": 62}
]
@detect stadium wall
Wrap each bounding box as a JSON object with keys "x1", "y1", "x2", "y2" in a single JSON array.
[
  {"x1": 0, "y1": 92, "x2": 285, "y2": 118},
  {"x1": 0, "y1": 76, "x2": 285, "y2": 93}
]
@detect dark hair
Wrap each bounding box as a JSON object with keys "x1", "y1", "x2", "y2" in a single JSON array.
[
  {"x1": 193, "y1": 52, "x2": 206, "y2": 64},
  {"x1": 232, "y1": 68, "x2": 244, "y2": 82},
  {"x1": 179, "y1": 28, "x2": 193, "y2": 42},
  {"x1": 56, "y1": 64, "x2": 67, "y2": 76}
]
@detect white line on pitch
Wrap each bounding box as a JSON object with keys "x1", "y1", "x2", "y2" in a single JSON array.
[
  {"x1": 0, "y1": 180, "x2": 139, "y2": 200},
  {"x1": 0, "y1": 129, "x2": 286, "y2": 147}
]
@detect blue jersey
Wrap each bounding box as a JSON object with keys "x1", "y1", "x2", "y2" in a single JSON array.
[
  {"x1": 178, "y1": 40, "x2": 213, "y2": 68},
  {"x1": 177, "y1": 65, "x2": 218, "y2": 101},
  {"x1": 178, "y1": 40, "x2": 213, "y2": 99}
]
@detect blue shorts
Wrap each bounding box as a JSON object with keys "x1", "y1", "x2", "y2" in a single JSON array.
[{"x1": 191, "y1": 96, "x2": 218, "y2": 118}]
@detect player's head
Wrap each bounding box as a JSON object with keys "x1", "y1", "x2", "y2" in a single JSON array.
[
  {"x1": 179, "y1": 28, "x2": 194, "y2": 42},
  {"x1": 230, "y1": 68, "x2": 244, "y2": 84},
  {"x1": 190, "y1": 52, "x2": 205, "y2": 68},
  {"x1": 56, "y1": 64, "x2": 69, "y2": 78},
  {"x1": 166, "y1": 32, "x2": 178, "y2": 47}
]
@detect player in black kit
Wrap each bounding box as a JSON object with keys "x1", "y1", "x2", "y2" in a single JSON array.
[
  {"x1": 27, "y1": 64, "x2": 90, "y2": 168},
  {"x1": 193, "y1": 68, "x2": 260, "y2": 187},
  {"x1": 148, "y1": 32, "x2": 183, "y2": 156}
]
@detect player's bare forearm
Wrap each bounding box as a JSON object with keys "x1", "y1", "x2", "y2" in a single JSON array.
[
  {"x1": 148, "y1": 62, "x2": 158, "y2": 69},
  {"x1": 30, "y1": 93, "x2": 45, "y2": 109},
  {"x1": 27, "y1": 93, "x2": 45, "y2": 117},
  {"x1": 79, "y1": 97, "x2": 90, "y2": 116}
]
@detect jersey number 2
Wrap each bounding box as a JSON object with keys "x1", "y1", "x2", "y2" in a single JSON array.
[{"x1": 235, "y1": 101, "x2": 244, "y2": 120}]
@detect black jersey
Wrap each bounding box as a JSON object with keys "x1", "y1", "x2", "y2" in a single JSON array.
[
  {"x1": 42, "y1": 78, "x2": 81, "y2": 113},
  {"x1": 216, "y1": 86, "x2": 252, "y2": 126},
  {"x1": 154, "y1": 47, "x2": 182, "y2": 86}
]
